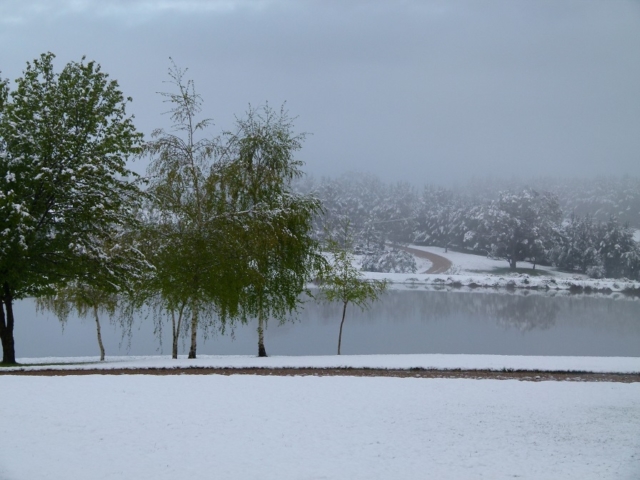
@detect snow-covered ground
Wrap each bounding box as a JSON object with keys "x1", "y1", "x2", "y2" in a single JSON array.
[
  {"x1": 412, "y1": 254, "x2": 432, "y2": 273},
  {"x1": 359, "y1": 245, "x2": 640, "y2": 294},
  {"x1": 8, "y1": 353, "x2": 640, "y2": 373},
  {"x1": 1, "y1": 374, "x2": 638, "y2": 480}
]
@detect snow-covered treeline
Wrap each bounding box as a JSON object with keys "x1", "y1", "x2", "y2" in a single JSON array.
[
  {"x1": 464, "y1": 176, "x2": 640, "y2": 227},
  {"x1": 297, "y1": 173, "x2": 417, "y2": 252},
  {"x1": 298, "y1": 173, "x2": 640, "y2": 280}
]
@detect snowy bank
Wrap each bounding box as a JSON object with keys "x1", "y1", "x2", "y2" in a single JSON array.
[
  {"x1": 360, "y1": 271, "x2": 640, "y2": 295},
  {"x1": 359, "y1": 245, "x2": 640, "y2": 295},
  {"x1": 8, "y1": 353, "x2": 640, "y2": 374}
]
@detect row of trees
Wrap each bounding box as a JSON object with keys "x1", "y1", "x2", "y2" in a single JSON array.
[
  {"x1": 302, "y1": 174, "x2": 640, "y2": 277},
  {"x1": 2, "y1": 53, "x2": 636, "y2": 364},
  {"x1": 0, "y1": 54, "x2": 388, "y2": 365}
]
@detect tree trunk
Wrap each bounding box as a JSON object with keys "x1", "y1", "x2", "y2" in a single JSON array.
[
  {"x1": 337, "y1": 301, "x2": 348, "y2": 355},
  {"x1": 92, "y1": 305, "x2": 106, "y2": 362},
  {"x1": 170, "y1": 303, "x2": 187, "y2": 359},
  {"x1": 257, "y1": 312, "x2": 267, "y2": 357},
  {"x1": 188, "y1": 308, "x2": 198, "y2": 359},
  {"x1": 172, "y1": 333, "x2": 179, "y2": 360},
  {"x1": 509, "y1": 243, "x2": 518, "y2": 271},
  {"x1": 0, "y1": 285, "x2": 17, "y2": 365},
  {"x1": 171, "y1": 309, "x2": 178, "y2": 359}
]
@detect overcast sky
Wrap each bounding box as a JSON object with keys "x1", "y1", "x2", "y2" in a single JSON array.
[{"x1": 1, "y1": 0, "x2": 639, "y2": 185}]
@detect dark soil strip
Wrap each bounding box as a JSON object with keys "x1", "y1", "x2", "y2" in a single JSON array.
[{"x1": 1, "y1": 367, "x2": 638, "y2": 383}]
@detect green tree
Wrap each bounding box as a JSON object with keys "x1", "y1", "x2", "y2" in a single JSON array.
[
  {"x1": 317, "y1": 224, "x2": 387, "y2": 355},
  {"x1": 142, "y1": 62, "x2": 249, "y2": 359},
  {"x1": 0, "y1": 53, "x2": 144, "y2": 365},
  {"x1": 222, "y1": 105, "x2": 324, "y2": 357}
]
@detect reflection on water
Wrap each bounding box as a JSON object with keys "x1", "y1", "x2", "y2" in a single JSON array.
[
  {"x1": 308, "y1": 291, "x2": 562, "y2": 331},
  {"x1": 9, "y1": 290, "x2": 640, "y2": 358}
]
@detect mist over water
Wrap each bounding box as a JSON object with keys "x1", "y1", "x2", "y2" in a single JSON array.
[{"x1": 10, "y1": 291, "x2": 640, "y2": 359}]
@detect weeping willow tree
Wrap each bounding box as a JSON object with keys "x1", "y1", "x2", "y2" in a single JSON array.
[
  {"x1": 235, "y1": 192, "x2": 323, "y2": 357},
  {"x1": 138, "y1": 198, "x2": 249, "y2": 359},
  {"x1": 221, "y1": 105, "x2": 325, "y2": 357},
  {"x1": 143, "y1": 63, "x2": 324, "y2": 359},
  {"x1": 37, "y1": 284, "x2": 117, "y2": 361},
  {"x1": 142, "y1": 61, "x2": 252, "y2": 359}
]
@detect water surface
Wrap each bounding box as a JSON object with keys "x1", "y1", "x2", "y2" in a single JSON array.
[{"x1": 8, "y1": 290, "x2": 640, "y2": 359}]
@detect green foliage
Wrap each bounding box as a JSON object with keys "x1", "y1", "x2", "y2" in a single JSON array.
[
  {"x1": 37, "y1": 284, "x2": 118, "y2": 324},
  {"x1": 36, "y1": 282, "x2": 119, "y2": 361},
  {"x1": 141, "y1": 62, "x2": 324, "y2": 358},
  {"x1": 141, "y1": 61, "x2": 244, "y2": 358},
  {"x1": 0, "y1": 52, "x2": 146, "y2": 364},
  {"x1": 221, "y1": 105, "x2": 325, "y2": 355},
  {"x1": 0, "y1": 52, "x2": 145, "y2": 296}
]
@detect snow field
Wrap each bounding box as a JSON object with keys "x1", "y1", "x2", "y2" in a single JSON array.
[{"x1": 0, "y1": 375, "x2": 638, "y2": 480}]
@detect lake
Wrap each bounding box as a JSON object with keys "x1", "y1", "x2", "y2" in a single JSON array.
[{"x1": 8, "y1": 289, "x2": 640, "y2": 359}]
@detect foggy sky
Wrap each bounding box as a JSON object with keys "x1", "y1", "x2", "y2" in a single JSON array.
[{"x1": 1, "y1": 0, "x2": 639, "y2": 185}]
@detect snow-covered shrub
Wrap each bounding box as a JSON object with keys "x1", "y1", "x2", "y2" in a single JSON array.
[
  {"x1": 586, "y1": 264, "x2": 605, "y2": 279},
  {"x1": 361, "y1": 248, "x2": 417, "y2": 273}
]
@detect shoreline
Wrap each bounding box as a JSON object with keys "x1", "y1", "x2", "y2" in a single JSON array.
[{"x1": 351, "y1": 273, "x2": 640, "y2": 298}]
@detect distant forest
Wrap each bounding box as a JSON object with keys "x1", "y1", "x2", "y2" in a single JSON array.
[{"x1": 300, "y1": 174, "x2": 640, "y2": 280}]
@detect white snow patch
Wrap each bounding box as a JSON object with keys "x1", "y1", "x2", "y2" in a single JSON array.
[{"x1": 413, "y1": 254, "x2": 432, "y2": 273}]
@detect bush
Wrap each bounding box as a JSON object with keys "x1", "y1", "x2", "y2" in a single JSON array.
[
  {"x1": 586, "y1": 264, "x2": 605, "y2": 279},
  {"x1": 361, "y1": 248, "x2": 417, "y2": 273}
]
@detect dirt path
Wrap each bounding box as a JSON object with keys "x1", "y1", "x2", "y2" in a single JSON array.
[
  {"x1": 399, "y1": 246, "x2": 453, "y2": 274},
  {"x1": 2, "y1": 367, "x2": 637, "y2": 383}
]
